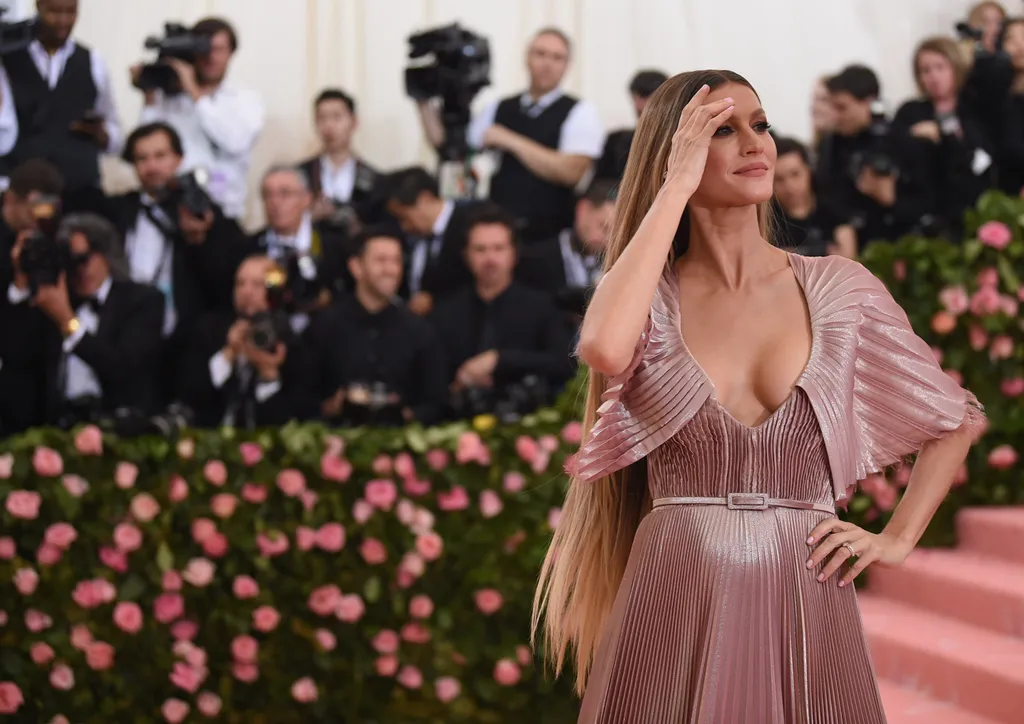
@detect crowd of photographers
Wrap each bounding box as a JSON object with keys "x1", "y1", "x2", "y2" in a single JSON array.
[{"x1": 0, "y1": 0, "x2": 1021, "y2": 438}]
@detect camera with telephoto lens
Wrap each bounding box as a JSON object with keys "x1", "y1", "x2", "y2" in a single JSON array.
[
  {"x1": 0, "y1": 7, "x2": 36, "y2": 54},
  {"x1": 172, "y1": 168, "x2": 214, "y2": 218},
  {"x1": 451, "y1": 375, "x2": 550, "y2": 423},
  {"x1": 247, "y1": 264, "x2": 291, "y2": 353},
  {"x1": 135, "y1": 23, "x2": 211, "y2": 95},
  {"x1": 19, "y1": 196, "x2": 71, "y2": 294},
  {"x1": 849, "y1": 101, "x2": 895, "y2": 179},
  {"x1": 339, "y1": 381, "x2": 405, "y2": 427}
]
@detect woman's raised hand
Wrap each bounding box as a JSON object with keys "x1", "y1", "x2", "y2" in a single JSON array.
[{"x1": 663, "y1": 84, "x2": 735, "y2": 197}]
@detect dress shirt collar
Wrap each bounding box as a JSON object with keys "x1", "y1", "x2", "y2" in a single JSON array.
[
  {"x1": 432, "y1": 200, "x2": 455, "y2": 237},
  {"x1": 519, "y1": 88, "x2": 563, "y2": 112}
]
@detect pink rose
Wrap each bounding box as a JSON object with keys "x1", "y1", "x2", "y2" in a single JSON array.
[
  {"x1": 73, "y1": 425, "x2": 103, "y2": 455},
  {"x1": 256, "y1": 532, "x2": 290, "y2": 557},
  {"x1": 231, "y1": 635, "x2": 259, "y2": 663},
  {"x1": 5, "y1": 490, "x2": 41, "y2": 520},
  {"x1": 455, "y1": 431, "x2": 487, "y2": 465},
  {"x1": 324, "y1": 434, "x2": 345, "y2": 457},
  {"x1": 168, "y1": 475, "x2": 188, "y2": 503},
  {"x1": 308, "y1": 584, "x2": 342, "y2": 617},
  {"x1": 0, "y1": 681, "x2": 24, "y2": 714},
  {"x1": 930, "y1": 311, "x2": 956, "y2": 335},
  {"x1": 183, "y1": 558, "x2": 215, "y2": 587},
  {"x1": 14, "y1": 567, "x2": 39, "y2": 595},
  {"x1": 196, "y1": 692, "x2": 222, "y2": 717},
  {"x1": 49, "y1": 716, "x2": 69, "y2": 724},
  {"x1": 970, "y1": 285, "x2": 1002, "y2": 316},
  {"x1": 177, "y1": 438, "x2": 195, "y2": 459},
  {"x1": 360, "y1": 538, "x2": 388, "y2": 565},
  {"x1": 49, "y1": 663, "x2": 74, "y2": 690},
  {"x1": 515, "y1": 436, "x2": 539, "y2": 463},
  {"x1": 291, "y1": 677, "x2": 318, "y2": 703},
  {"x1": 531, "y1": 450, "x2": 551, "y2": 474},
  {"x1": 398, "y1": 665, "x2": 423, "y2": 689},
  {"x1": 320, "y1": 453, "x2": 353, "y2": 482},
  {"x1": 438, "y1": 485, "x2": 470, "y2": 511},
  {"x1": 401, "y1": 622, "x2": 431, "y2": 644},
  {"x1": 403, "y1": 477, "x2": 431, "y2": 496},
  {"x1": 892, "y1": 259, "x2": 907, "y2": 280},
  {"x1": 61, "y1": 474, "x2": 89, "y2": 497},
  {"x1": 365, "y1": 479, "x2": 398, "y2": 510},
  {"x1": 239, "y1": 442, "x2": 263, "y2": 466},
  {"x1": 154, "y1": 593, "x2": 185, "y2": 624},
  {"x1": 479, "y1": 490, "x2": 503, "y2": 518},
  {"x1": 241, "y1": 483, "x2": 268, "y2": 503},
  {"x1": 400, "y1": 551, "x2": 426, "y2": 578},
  {"x1": 435, "y1": 676, "x2": 461, "y2": 703},
  {"x1": 202, "y1": 532, "x2": 228, "y2": 558},
  {"x1": 1001, "y1": 378, "x2": 1024, "y2": 397},
  {"x1": 871, "y1": 483, "x2": 899, "y2": 512},
  {"x1": 411, "y1": 508, "x2": 435, "y2": 534},
  {"x1": 493, "y1": 658, "x2": 521, "y2": 686},
  {"x1": 232, "y1": 575, "x2": 260, "y2": 599},
  {"x1": 0, "y1": 453, "x2": 11, "y2": 479},
  {"x1": 203, "y1": 460, "x2": 228, "y2": 486},
  {"x1": 516, "y1": 645, "x2": 532, "y2": 666},
  {"x1": 394, "y1": 452, "x2": 416, "y2": 479},
  {"x1": 170, "y1": 660, "x2": 204, "y2": 693},
  {"x1": 30, "y1": 642, "x2": 54, "y2": 665},
  {"x1": 113, "y1": 601, "x2": 143, "y2": 634},
  {"x1": 954, "y1": 464, "x2": 969, "y2": 486},
  {"x1": 210, "y1": 493, "x2": 238, "y2": 519},
  {"x1": 1000, "y1": 294, "x2": 1020, "y2": 317},
  {"x1": 425, "y1": 448, "x2": 449, "y2": 471},
  {"x1": 252, "y1": 605, "x2": 280, "y2": 632},
  {"x1": 560, "y1": 421, "x2": 583, "y2": 445},
  {"x1": 372, "y1": 629, "x2": 400, "y2": 654},
  {"x1": 990, "y1": 334, "x2": 1014, "y2": 360},
  {"x1": 977, "y1": 266, "x2": 1000, "y2": 288},
  {"x1": 938, "y1": 285, "x2": 969, "y2": 316},
  {"x1": 276, "y1": 469, "x2": 306, "y2": 497},
  {"x1": 189, "y1": 518, "x2": 215, "y2": 547},
  {"x1": 372, "y1": 454, "x2": 393, "y2": 475},
  {"x1": 113, "y1": 522, "x2": 143, "y2": 553},
  {"x1": 36, "y1": 543, "x2": 62, "y2": 567},
  {"x1": 32, "y1": 446, "x2": 63, "y2": 477},
  {"x1": 336, "y1": 593, "x2": 365, "y2": 623},
  {"x1": 70, "y1": 625, "x2": 92, "y2": 650},
  {"x1": 548, "y1": 507, "x2": 562, "y2": 530},
  {"x1": 474, "y1": 588, "x2": 504, "y2": 615},
  {"x1": 375, "y1": 655, "x2": 399, "y2": 676},
  {"x1": 106, "y1": 546, "x2": 133, "y2": 572},
  {"x1": 945, "y1": 368, "x2": 964, "y2": 385},
  {"x1": 296, "y1": 526, "x2": 317, "y2": 551},
  {"x1": 0, "y1": 537, "x2": 14, "y2": 560},
  {"x1": 988, "y1": 444, "x2": 1019, "y2": 470},
  {"x1": 315, "y1": 628, "x2": 337, "y2": 651},
  {"x1": 232, "y1": 662, "x2": 259, "y2": 683},
  {"x1": 162, "y1": 570, "x2": 183, "y2": 591},
  {"x1": 929, "y1": 346, "x2": 943, "y2": 365},
  {"x1": 396, "y1": 498, "x2": 416, "y2": 525},
  {"x1": 85, "y1": 641, "x2": 115, "y2": 671},
  {"x1": 161, "y1": 698, "x2": 190, "y2": 723},
  {"x1": 352, "y1": 499, "x2": 374, "y2": 523},
  {"x1": 171, "y1": 620, "x2": 198, "y2": 641},
  {"x1": 300, "y1": 489, "x2": 318, "y2": 511},
  {"x1": 0, "y1": 610, "x2": 7, "y2": 626},
  {"x1": 539, "y1": 434, "x2": 559, "y2": 453},
  {"x1": 113, "y1": 461, "x2": 138, "y2": 489},
  {"x1": 978, "y1": 220, "x2": 1012, "y2": 249},
  {"x1": 416, "y1": 532, "x2": 443, "y2": 561},
  {"x1": 316, "y1": 523, "x2": 346, "y2": 552},
  {"x1": 503, "y1": 472, "x2": 526, "y2": 493},
  {"x1": 130, "y1": 493, "x2": 161, "y2": 522},
  {"x1": 72, "y1": 581, "x2": 105, "y2": 609},
  {"x1": 409, "y1": 594, "x2": 434, "y2": 619}
]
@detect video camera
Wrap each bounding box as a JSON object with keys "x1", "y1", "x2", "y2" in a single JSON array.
[
  {"x1": 170, "y1": 168, "x2": 214, "y2": 218},
  {"x1": 337, "y1": 381, "x2": 405, "y2": 427},
  {"x1": 135, "y1": 23, "x2": 211, "y2": 95},
  {"x1": 0, "y1": 7, "x2": 35, "y2": 54},
  {"x1": 405, "y1": 23, "x2": 491, "y2": 197},
  {"x1": 19, "y1": 196, "x2": 71, "y2": 294},
  {"x1": 850, "y1": 101, "x2": 895, "y2": 178},
  {"x1": 451, "y1": 375, "x2": 550, "y2": 424},
  {"x1": 247, "y1": 264, "x2": 292, "y2": 354}
]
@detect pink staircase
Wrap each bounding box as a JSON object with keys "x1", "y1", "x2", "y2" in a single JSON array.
[{"x1": 859, "y1": 506, "x2": 1024, "y2": 723}]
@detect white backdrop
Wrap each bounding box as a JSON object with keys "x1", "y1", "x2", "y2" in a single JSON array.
[{"x1": 13, "y1": 0, "x2": 980, "y2": 226}]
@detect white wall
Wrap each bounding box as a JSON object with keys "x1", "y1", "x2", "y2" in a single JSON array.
[{"x1": 34, "y1": 0, "x2": 980, "y2": 226}]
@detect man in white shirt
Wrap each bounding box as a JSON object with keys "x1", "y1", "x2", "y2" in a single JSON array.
[
  {"x1": 0, "y1": 0, "x2": 122, "y2": 193},
  {"x1": 133, "y1": 17, "x2": 264, "y2": 220}
]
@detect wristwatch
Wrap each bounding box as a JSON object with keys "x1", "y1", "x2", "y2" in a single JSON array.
[{"x1": 63, "y1": 317, "x2": 81, "y2": 337}]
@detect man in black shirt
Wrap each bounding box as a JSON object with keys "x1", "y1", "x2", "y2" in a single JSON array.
[{"x1": 594, "y1": 70, "x2": 668, "y2": 183}]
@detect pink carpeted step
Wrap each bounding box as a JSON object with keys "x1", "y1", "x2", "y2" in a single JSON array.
[
  {"x1": 859, "y1": 594, "x2": 1024, "y2": 723},
  {"x1": 868, "y1": 548, "x2": 1024, "y2": 637},
  {"x1": 957, "y1": 507, "x2": 1024, "y2": 565},
  {"x1": 878, "y1": 680, "x2": 1002, "y2": 724}
]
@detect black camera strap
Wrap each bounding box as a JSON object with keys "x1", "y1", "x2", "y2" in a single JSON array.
[{"x1": 129, "y1": 202, "x2": 177, "y2": 287}]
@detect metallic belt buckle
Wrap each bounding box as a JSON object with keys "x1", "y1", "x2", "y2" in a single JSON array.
[{"x1": 727, "y1": 492, "x2": 769, "y2": 510}]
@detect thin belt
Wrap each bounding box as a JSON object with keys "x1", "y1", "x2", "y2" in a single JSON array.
[{"x1": 652, "y1": 492, "x2": 834, "y2": 514}]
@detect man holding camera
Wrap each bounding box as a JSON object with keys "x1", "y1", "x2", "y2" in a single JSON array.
[
  {"x1": 0, "y1": 0, "x2": 122, "y2": 196},
  {"x1": 179, "y1": 254, "x2": 318, "y2": 428},
  {"x1": 133, "y1": 17, "x2": 264, "y2": 221},
  {"x1": 4, "y1": 211, "x2": 165, "y2": 433}
]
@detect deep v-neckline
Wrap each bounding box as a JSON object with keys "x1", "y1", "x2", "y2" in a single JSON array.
[{"x1": 670, "y1": 252, "x2": 817, "y2": 431}]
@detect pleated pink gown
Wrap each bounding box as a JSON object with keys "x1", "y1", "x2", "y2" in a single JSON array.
[{"x1": 571, "y1": 253, "x2": 984, "y2": 724}]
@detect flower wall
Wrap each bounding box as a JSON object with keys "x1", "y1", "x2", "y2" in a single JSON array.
[{"x1": 1, "y1": 192, "x2": 1022, "y2": 722}]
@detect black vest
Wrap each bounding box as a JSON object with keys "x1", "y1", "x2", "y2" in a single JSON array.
[
  {"x1": 489, "y1": 94, "x2": 578, "y2": 241},
  {"x1": 3, "y1": 43, "x2": 100, "y2": 189}
]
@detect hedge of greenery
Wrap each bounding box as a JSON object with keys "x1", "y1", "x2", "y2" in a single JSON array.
[{"x1": 0, "y1": 192, "x2": 1022, "y2": 722}]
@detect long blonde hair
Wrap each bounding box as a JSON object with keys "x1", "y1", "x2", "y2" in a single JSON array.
[{"x1": 531, "y1": 69, "x2": 773, "y2": 695}]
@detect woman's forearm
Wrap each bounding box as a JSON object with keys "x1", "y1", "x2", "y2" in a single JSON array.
[
  {"x1": 881, "y1": 427, "x2": 974, "y2": 549},
  {"x1": 578, "y1": 183, "x2": 690, "y2": 376}
]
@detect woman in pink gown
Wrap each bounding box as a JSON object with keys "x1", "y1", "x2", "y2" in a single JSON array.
[{"x1": 532, "y1": 70, "x2": 984, "y2": 723}]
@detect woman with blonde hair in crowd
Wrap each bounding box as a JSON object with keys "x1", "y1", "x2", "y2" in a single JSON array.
[{"x1": 532, "y1": 69, "x2": 984, "y2": 722}]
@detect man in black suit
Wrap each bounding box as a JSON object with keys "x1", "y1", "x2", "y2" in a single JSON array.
[
  {"x1": 4, "y1": 212, "x2": 164, "y2": 431},
  {"x1": 178, "y1": 254, "x2": 319, "y2": 428},
  {"x1": 383, "y1": 166, "x2": 474, "y2": 316},
  {"x1": 594, "y1": 70, "x2": 668, "y2": 183}
]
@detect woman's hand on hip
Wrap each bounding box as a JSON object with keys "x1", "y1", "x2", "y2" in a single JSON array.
[
  {"x1": 805, "y1": 518, "x2": 913, "y2": 588},
  {"x1": 663, "y1": 84, "x2": 735, "y2": 197}
]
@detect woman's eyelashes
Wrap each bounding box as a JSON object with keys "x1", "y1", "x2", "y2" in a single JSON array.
[{"x1": 714, "y1": 120, "x2": 772, "y2": 137}]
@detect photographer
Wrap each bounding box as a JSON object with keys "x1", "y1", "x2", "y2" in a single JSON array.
[
  {"x1": 991, "y1": 18, "x2": 1024, "y2": 195},
  {"x1": 6, "y1": 212, "x2": 165, "y2": 430},
  {"x1": 817, "y1": 65, "x2": 937, "y2": 247},
  {"x1": 310, "y1": 228, "x2": 447, "y2": 427},
  {"x1": 429, "y1": 205, "x2": 574, "y2": 421},
  {"x1": 594, "y1": 70, "x2": 668, "y2": 183},
  {"x1": 0, "y1": 0, "x2": 122, "y2": 193},
  {"x1": 179, "y1": 254, "x2": 318, "y2": 428},
  {"x1": 416, "y1": 28, "x2": 604, "y2": 244},
  {"x1": 893, "y1": 37, "x2": 994, "y2": 240},
  {"x1": 133, "y1": 17, "x2": 263, "y2": 220}
]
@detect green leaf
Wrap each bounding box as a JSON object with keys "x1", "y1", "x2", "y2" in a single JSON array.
[
  {"x1": 404, "y1": 426, "x2": 428, "y2": 454},
  {"x1": 363, "y1": 575, "x2": 382, "y2": 603},
  {"x1": 962, "y1": 239, "x2": 983, "y2": 263},
  {"x1": 119, "y1": 573, "x2": 147, "y2": 601},
  {"x1": 156, "y1": 541, "x2": 174, "y2": 572},
  {"x1": 997, "y1": 255, "x2": 1022, "y2": 293}
]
